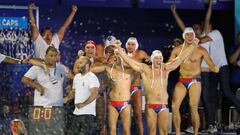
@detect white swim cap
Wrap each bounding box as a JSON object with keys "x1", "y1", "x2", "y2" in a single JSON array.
[
  {"x1": 104, "y1": 36, "x2": 117, "y2": 49},
  {"x1": 151, "y1": 50, "x2": 163, "y2": 62},
  {"x1": 182, "y1": 27, "x2": 195, "y2": 39},
  {"x1": 104, "y1": 36, "x2": 122, "y2": 56},
  {"x1": 125, "y1": 37, "x2": 139, "y2": 51}
]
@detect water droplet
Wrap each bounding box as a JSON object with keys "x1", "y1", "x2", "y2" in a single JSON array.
[{"x1": 113, "y1": 19, "x2": 117, "y2": 23}]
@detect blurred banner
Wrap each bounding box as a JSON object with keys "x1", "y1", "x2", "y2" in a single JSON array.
[
  {"x1": 138, "y1": 0, "x2": 233, "y2": 10},
  {"x1": 0, "y1": 0, "x2": 233, "y2": 9},
  {"x1": 63, "y1": 0, "x2": 132, "y2": 8},
  {"x1": 0, "y1": 17, "x2": 28, "y2": 29},
  {"x1": 139, "y1": 0, "x2": 205, "y2": 9},
  {"x1": 211, "y1": 0, "x2": 233, "y2": 10}
]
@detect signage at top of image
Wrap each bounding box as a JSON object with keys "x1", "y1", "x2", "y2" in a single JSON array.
[{"x1": 0, "y1": 17, "x2": 28, "y2": 29}]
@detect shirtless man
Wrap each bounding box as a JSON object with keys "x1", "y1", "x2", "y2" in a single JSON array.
[
  {"x1": 125, "y1": 37, "x2": 149, "y2": 135},
  {"x1": 168, "y1": 27, "x2": 219, "y2": 135},
  {"x1": 91, "y1": 39, "x2": 134, "y2": 135},
  {"x1": 170, "y1": 1, "x2": 219, "y2": 132},
  {"x1": 116, "y1": 36, "x2": 198, "y2": 135}
]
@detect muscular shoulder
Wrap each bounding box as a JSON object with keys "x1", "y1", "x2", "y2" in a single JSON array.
[
  {"x1": 197, "y1": 46, "x2": 208, "y2": 53},
  {"x1": 195, "y1": 46, "x2": 209, "y2": 57},
  {"x1": 135, "y1": 50, "x2": 149, "y2": 59}
]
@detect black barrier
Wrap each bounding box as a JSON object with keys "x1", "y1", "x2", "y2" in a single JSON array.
[{"x1": 28, "y1": 106, "x2": 65, "y2": 135}]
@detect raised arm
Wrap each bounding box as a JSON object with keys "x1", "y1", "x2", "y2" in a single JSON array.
[
  {"x1": 170, "y1": 4, "x2": 186, "y2": 32},
  {"x1": 140, "y1": 50, "x2": 150, "y2": 59},
  {"x1": 57, "y1": 5, "x2": 78, "y2": 41},
  {"x1": 203, "y1": 0, "x2": 213, "y2": 34},
  {"x1": 168, "y1": 46, "x2": 179, "y2": 62},
  {"x1": 199, "y1": 35, "x2": 212, "y2": 44},
  {"x1": 229, "y1": 47, "x2": 240, "y2": 65},
  {"x1": 139, "y1": 50, "x2": 150, "y2": 62},
  {"x1": 28, "y1": 58, "x2": 50, "y2": 74},
  {"x1": 3, "y1": 56, "x2": 24, "y2": 64},
  {"x1": 165, "y1": 39, "x2": 198, "y2": 71},
  {"x1": 73, "y1": 59, "x2": 80, "y2": 75},
  {"x1": 116, "y1": 48, "x2": 145, "y2": 73},
  {"x1": 90, "y1": 64, "x2": 106, "y2": 73},
  {"x1": 200, "y1": 47, "x2": 219, "y2": 72},
  {"x1": 28, "y1": 3, "x2": 39, "y2": 41}
]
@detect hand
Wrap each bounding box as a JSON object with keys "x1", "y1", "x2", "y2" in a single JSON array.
[
  {"x1": 22, "y1": 55, "x2": 32, "y2": 64},
  {"x1": 63, "y1": 97, "x2": 70, "y2": 104},
  {"x1": 72, "y1": 5, "x2": 78, "y2": 12},
  {"x1": 114, "y1": 49, "x2": 119, "y2": 56},
  {"x1": 114, "y1": 47, "x2": 125, "y2": 55},
  {"x1": 28, "y1": 3, "x2": 35, "y2": 10},
  {"x1": 145, "y1": 57, "x2": 151, "y2": 62},
  {"x1": 213, "y1": 66, "x2": 219, "y2": 73},
  {"x1": 88, "y1": 54, "x2": 97, "y2": 59},
  {"x1": 192, "y1": 38, "x2": 200, "y2": 46},
  {"x1": 77, "y1": 50, "x2": 85, "y2": 57},
  {"x1": 170, "y1": 4, "x2": 176, "y2": 12},
  {"x1": 36, "y1": 84, "x2": 45, "y2": 96},
  {"x1": 75, "y1": 103, "x2": 85, "y2": 109}
]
